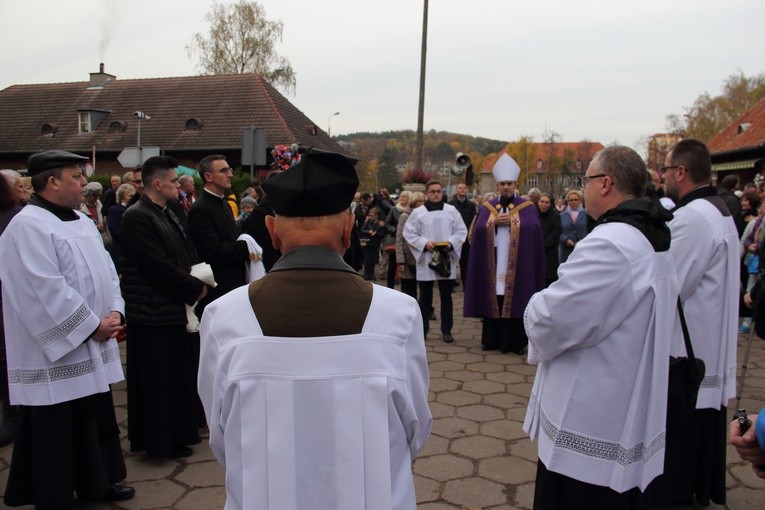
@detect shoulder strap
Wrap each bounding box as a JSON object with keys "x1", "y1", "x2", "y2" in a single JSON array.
[{"x1": 676, "y1": 297, "x2": 696, "y2": 361}]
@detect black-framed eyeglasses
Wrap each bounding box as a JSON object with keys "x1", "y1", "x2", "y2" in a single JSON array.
[
  {"x1": 660, "y1": 165, "x2": 680, "y2": 172},
  {"x1": 580, "y1": 174, "x2": 608, "y2": 186},
  {"x1": 217, "y1": 167, "x2": 234, "y2": 174}
]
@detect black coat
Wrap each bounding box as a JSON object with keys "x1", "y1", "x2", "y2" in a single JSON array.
[
  {"x1": 448, "y1": 197, "x2": 477, "y2": 231},
  {"x1": 538, "y1": 206, "x2": 562, "y2": 283},
  {"x1": 120, "y1": 194, "x2": 205, "y2": 325},
  {"x1": 240, "y1": 197, "x2": 281, "y2": 272},
  {"x1": 188, "y1": 191, "x2": 249, "y2": 308}
]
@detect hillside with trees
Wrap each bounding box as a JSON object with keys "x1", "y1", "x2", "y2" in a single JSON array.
[{"x1": 335, "y1": 130, "x2": 506, "y2": 192}]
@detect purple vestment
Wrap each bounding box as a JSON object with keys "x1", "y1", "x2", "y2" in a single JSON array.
[{"x1": 464, "y1": 196, "x2": 545, "y2": 319}]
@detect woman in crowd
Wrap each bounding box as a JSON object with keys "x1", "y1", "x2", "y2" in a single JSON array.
[
  {"x1": 537, "y1": 193, "x2": 562, "y2": 287},
  {"x1": 384, "y1": 191, "x2": 410, "y2": 288},
  {"x1": 0, "y1": 171, "x2": 25, "y2": 446},
  {"x1": 559, "y1": 189, "x2": 587, "y2": 263},
  {"x1": 396, "y1": 191, "x2": 424, "y2": 299},
  {"x1": 739, "y1": 196, "x2": 765, "y2": 332},
  {"x1": 107, "y1": 183, "x2": 136, "y2": 269},
  {"x1": 0, "y1": 170, "x2": 26, "y2": 207}
]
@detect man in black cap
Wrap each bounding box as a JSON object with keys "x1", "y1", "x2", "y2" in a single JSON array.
[
  {"x1": 0, "y1": 150, "x2": 134, "y2": 507},
  {"x1": 198, "y1": 152, "x2": 432, "y2": 509}
]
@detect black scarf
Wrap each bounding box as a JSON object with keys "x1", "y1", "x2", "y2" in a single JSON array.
[
  {"x1": 596, "y1": 195, "x2": 673, "y2": 252},
  {"x1": 424, "y1": 200, "x2": 444, "y2": 212},
  {"x1": 29, "y1": 193, "x2": 79, "y2": 221}
]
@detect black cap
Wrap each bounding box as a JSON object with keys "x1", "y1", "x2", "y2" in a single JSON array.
[
  {"x1": 27, "y1": 150, "x2": 89, "y2": 176},
  {"x1": 262, "y1": 152, "x2": 358, "y2": 217}
]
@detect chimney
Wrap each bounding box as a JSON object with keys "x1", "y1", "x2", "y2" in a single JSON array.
[{"x1": 88, "y1": 63, "x2": 116, "y2": 89}]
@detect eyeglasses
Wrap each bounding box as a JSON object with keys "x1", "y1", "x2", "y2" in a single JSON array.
[
  {"x1": 217, "y1": 167, "x2": 234, "y2": 174},
  {"x1": 580, "y1": 174, "x2": 608, "y2": 186},
  {"x1": 427, "y1": 189, "x2": 443, "y2": 194},
  {"x1": 660, "y1": 165, "x2": 680, "y2": 172}
]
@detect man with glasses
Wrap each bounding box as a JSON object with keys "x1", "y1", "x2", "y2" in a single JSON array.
[
  {"x1": 464, "y1": 154, "x2": 544, "y2": 354},
  {"x1": 648, "y1": 139, "x2": 738, "y2": 507},
  {"x1": 523, "y1": 146, "x2": 677, "y2": 509},
  {"x1": 189, "y1": 155, "x2": 250, "y2": 313},
  {"x1": 404, "y1": 179, "x2": 467, "y2": 342}
]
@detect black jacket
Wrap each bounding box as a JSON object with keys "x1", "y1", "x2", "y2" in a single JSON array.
[
  {"x1": 241, "y1": 197, "x2": 281, "y2": 271},
  {"x1": 189, "y1": 190, "x2": 249, "y2": 308},
  {"x1": 538, "y1": 206, "x2": 562, "y2": 282},
  {"x1": 120, "y1": 194, "x2": 204, "y2": 325},
  {"x1": 448, "y1": 197, "x2": 477, "y2": 231}
]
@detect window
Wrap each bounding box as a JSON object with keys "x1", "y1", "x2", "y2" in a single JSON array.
[
  {"x1": 108, "y1": 121, "x2": 126, "y2": 133},
  {"x1": 525, "y1": 174, "x2": 539, "y2": 187},
  {"x1": 78, "y1": 112, "x2": 91, "y2": 133},
  {"x1": 185, "y1": 118, "x2": 203, "y2": 130},
  {"x1": 41, "y1": 123, "x2": 57, "y2": 137}
]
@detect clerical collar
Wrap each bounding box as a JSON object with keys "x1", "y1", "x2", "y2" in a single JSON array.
[
  {"x1": 270, "y1": 246, "x2": 357, "y2": 274},
  {"x1": 203, "y1": 188, "x2": 225, "y2": 200},
  {"x1": 672, "y1": 184, "x2": 716, "y2": 211},
  {"x1": 28, "y1": 193, "x2": 79, "y2": 221},
  {"x1": 425, "y1": 200, "x2": 444, "y2": 212}
]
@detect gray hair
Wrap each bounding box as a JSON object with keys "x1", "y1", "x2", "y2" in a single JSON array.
[
  {"x1": 528, "y1": 187, "x2": 541, "y2": 196},
  {"x1": 84, "y1": 181, "x2": 103, "y2": 196},
  {"x1": 590, "y1": 146, "x2": 648, "y2": 197},
  {"x1": 116, "y1": 183, "x2": 135, "y2": 203},
  {"x1": 0, "y1": 169, "x2": 22, "y2": 185},
  {"x1": 178, "y1": 174, "x2": 194, "y2": 186}
]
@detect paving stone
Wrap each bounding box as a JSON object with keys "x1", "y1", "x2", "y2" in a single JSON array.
[
  {"x1": 726, "y1": 486, "x2": 765, "y2": 509},
  {"x1": 483, "y1": 392, "x2": 528, "y2": 409},
  {"x1": 112, "y1": 389, "x2": 127, "y2": 406},
  {"x1": 174, "y1": 486, "x2": 226, "y2": 510},
  {"x1": 114, "y1": 479, "x2": 185, "y2": 509},
  {"x1": 506, "y1": 406, "x2": 529, "y2": 422},
  {"x1": 428, "y1": 401, "x2": 456, "y2": 419},
  {"x1": 508, "y1": 437, "x2": 538, "y2": 462},
  {"x1": 482, "y1": 419, "x2": 528, "y2": 441},
  {"x1": 418, "y1": 434, "x2": 450, "y2": 457},
  {"x1": 729, "y1": 462, "x2": 765, "y2": 489},
  {"x1": 429, "y1": 378, "x2": 460, "y2": 393},
  {"x1": 451, "y1": 435, "x2": 506, "y2": 459},
  {"x1": 416, "y1": 503, "x2": 461, "y2": 510},
  {"x1": 479, "y1": 456, "x2": 537, "y2": 484},
  {"x1": 175, "y1": 460, "x2": 225, "y2": 487},
  {"x1": 446, "y1": 353, "x2": 484, "y2": 364},
  {"x1": 123, "y1": 455, "x2": 179, "y2": 482},
  {"x1": 444, "y1": 370, "x2": 485, "y2": 382},
  {"x1": 427, "y1": 351, "x2": 448, "y2": 362},
  {"x1": 441, "y1": 477, "x2": 507, "y2": 507},
  {"x1": 462, "y1": 379, "x2": 506, "y2": 395},
  {"x1": 431, "y1": 417, "x2": 479, "y2": 438},
  {"x1": 436, "y1": 390, "x2": 482, "y2": 406},
  {"x1": 465, "y1": 362, "x2": 505, "y2": 373},
  {"x1": 413, "y1": 454, "x2": 474, "y2": 481},
  {"x1": 456, "y1": 404, "x2": 506, "y2": 422},
  {"x1": 514, "y1": 481, "x2": 536, "y2": 509},
  {"x1": 413, "y1": 474, "x2": 442, "y2": 503},
  {"x1": 429, "y1": 361, "x2": 466, "y2": 372},
  {"x1": 486, "y1": 371, "x2": 527, "y2": 385},
  {"x1": 506, "y1": 382, "x2": 534, "y2": 397}
]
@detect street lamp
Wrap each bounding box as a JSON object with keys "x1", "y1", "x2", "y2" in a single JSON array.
[
  {"x1": 133, "y1": 111, "x2": 151, "y2": 148},
  {"x1": 327, "y1": 112, "x2": 340, "y2": 137}
]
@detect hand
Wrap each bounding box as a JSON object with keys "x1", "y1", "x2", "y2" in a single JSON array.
[
  {"x1": 566, "y1": 239, "x2": 576, "y2": 248},
  {"x1": 748, "y1": 243, "x2": 757, "y2": 253},
  {"x1": 730, "y1": 414, "x2": 765, "y2": 479},
  {"x1": 378, "y1": 220, "x2": 385, "y2": 227},
  {"x1": 93, "y1": 313, "x2": 123, "y2": 341},
  {"x1": 425, "y1": 241, "x2": 436, "y2": 252},
  {"x1": 495, "y1": 212, "x2": 511, "y2": 226},
  {"x1": 745, "y1": 293, "x2": 754, "y2": 308}
]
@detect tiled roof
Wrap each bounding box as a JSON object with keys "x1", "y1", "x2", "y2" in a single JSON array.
[
  {"x1": 0, "y1": 72, "x2": 349, "y2": 156},
  {"x1": 708, "y1": 96, "x2": 765, "y2": 154},
  {"x1": 481, "y1": 141, "x2": 605, "y2": 172}
]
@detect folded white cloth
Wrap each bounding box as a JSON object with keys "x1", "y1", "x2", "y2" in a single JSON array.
[
  {"x1": 186, "y1": 263, "x2": 217, "y2": 333},
  {"x1": 238, "y1": 233, "x2": 266, "y2": 283}
]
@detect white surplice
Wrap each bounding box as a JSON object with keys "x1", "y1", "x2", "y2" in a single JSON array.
[
  {"x1": 523, "y1": 222, "x2": 678, "y2": 492},
  {"x1": 0, "y1": 206, "x2": 124, "y2": 405},
  {"x1": 668, "y1": 197, "x2": 738, "y2": 409},
  {"x1": 403, "y1": 203, "x2": 467, "y2": 281},
  {"x1": 198, "y1": 285, "x2": 432, "y2": 510}
]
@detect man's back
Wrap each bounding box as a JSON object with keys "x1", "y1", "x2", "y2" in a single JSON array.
[{"x1": 199, "y1": 249, "x2": 431, "y2": 510}]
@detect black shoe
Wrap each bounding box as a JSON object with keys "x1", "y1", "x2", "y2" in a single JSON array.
[
  {"x1": 429, "y1": 311, "x2": 437, "y2": 321},
  {"x1": 99, "y1": 485, "x2": 136, "y2": 502},
  {"x1": 443, "y1": 333, "x2": 454, "y2": 343},
  {"x1": 168, "y1": 445, "x2": 193, "y2": 459}
]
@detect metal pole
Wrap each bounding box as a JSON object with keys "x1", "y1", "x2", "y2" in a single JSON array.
[{"x1": 415, "y1": 0, "x2": 428, "y2": 171}]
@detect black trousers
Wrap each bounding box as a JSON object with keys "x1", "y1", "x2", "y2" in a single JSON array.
[
  {"x1": 400, "y1": 278, "x2": 417, "y2": 300},
  {"x1": 418, "y1": 279, "x2": 455, "y2": 336},
  {"x1": 362, "y1": 247, "x2": 379, "y2": 280}
]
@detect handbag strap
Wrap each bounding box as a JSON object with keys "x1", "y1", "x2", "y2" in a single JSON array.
[{"x1": 676, "y1": 297, "x2": 696, "y2": 362}]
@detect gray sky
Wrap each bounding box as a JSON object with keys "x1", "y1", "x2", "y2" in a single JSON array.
[{"x1": 1, "y1": 0, "x2": 763, "y2": 153}]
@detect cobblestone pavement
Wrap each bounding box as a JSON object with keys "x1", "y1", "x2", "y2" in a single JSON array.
[{"x1": 0, "y1": 288, "x2": 763, "y2": 509}]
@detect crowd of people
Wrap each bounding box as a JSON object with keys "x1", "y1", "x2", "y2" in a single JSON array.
[{"x1": 0, "y1": 139, "x2": 762, "y2": 509}]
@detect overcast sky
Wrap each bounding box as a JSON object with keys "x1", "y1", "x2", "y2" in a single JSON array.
[{"x1": 1, "y1": 0, "x2": 763, "y2": 153}]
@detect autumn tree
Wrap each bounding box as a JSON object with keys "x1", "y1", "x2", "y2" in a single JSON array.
[
  {"x1": 666, "y1": 71, "x2": 765, "y2": 142},
  {"x1": 377, "y1": 146, "x2": 401, "y2": 192},
  {"x1": 187, "y1": 0, "x2": 296, "y2": 94},
  {"x1": 505, "y1": 136, "x2": 536, "y2": 191}
]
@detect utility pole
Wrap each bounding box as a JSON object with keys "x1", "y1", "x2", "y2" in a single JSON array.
[{"x1": 415, "y1": 0, "x2": 428, "y2": 171}]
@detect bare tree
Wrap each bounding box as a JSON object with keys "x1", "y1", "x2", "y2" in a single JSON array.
[{"x1": 187, "y1": 0, "x2": 296, "y2": 95}]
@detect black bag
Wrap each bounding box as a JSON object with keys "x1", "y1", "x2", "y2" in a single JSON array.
[
  {"x1": 428, "y1": 248, "x2": 451, "y2": 278},
  {"x1": 648, "y1": 298, "x2": 705, "y2": 505}
]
